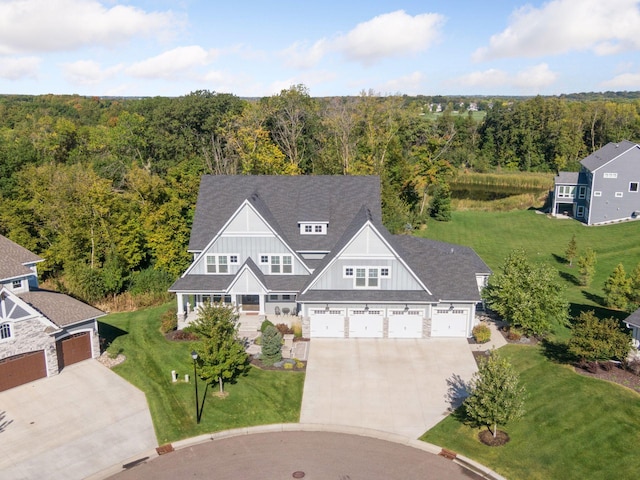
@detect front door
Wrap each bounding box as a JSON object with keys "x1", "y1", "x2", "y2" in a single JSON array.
[{"x1": 239, "y1": 294, "x2": 260, "y2": 312}]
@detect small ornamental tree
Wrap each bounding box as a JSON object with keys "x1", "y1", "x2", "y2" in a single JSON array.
[
  {"x1": 428, "y1": 182, "x2": 452, "y2": 222},
  {"x1": 191, "y1": 302, "x2": 250, "y2": 394},
  {"x1": 628, "y1": 263, "x2": 640, "y2": 309},
  {"x1": 464, "y1": 350, "x2": 526, "y2": 439},
  {"x1": 604, "y1": 263, "x2": 631, "y2": 310},
  {"x1": 565, "y1": 234, "x2": 577, "y2": 267},
  {"x1": 261, "y1": 325, "x2": 283, "y2": 365},
  {"x1": 482, "y1": 249, "x2": 569, "y2": 337},
  {"x1": 577, "y1": 248, "x2": 597, "y2": 287},
  {"x1": 567, "y1": 310, "x2": 631, "y2": 363}
]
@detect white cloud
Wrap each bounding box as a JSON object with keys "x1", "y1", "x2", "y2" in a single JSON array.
[
  {"x1": 282, "y1": 10, "x2": 445, "y2": 68},
  {"x1": 126, "y1": 46, "x2": 218, "y2": 79},
  {"x1": 61, "y1": 60, "x2": 123, "y2": 85},
  {"x1": 473, "y1": 0, "x2": 640, "y2": 61},
  {"x1": 455, "y1": 64, "x2": 557, "y2": 92},
  {"x1": 0, "y1": 0, "x2": 178, "y2": 55},
  {"x1": 601, "y1": 71, "x2": 640, "y2": 88},
  {"x1": 380, "y1": 71, "x2": 426, "y2": 94},
  {"x1": 0, "y1": 56, "x2": 41, "y2": 80}
]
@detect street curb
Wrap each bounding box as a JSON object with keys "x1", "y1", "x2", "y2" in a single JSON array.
[{"x1": 103, "y1": 423, "x2": 506, "y2": 480}]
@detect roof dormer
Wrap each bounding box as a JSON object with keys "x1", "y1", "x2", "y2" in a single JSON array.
[{"x1": 299, "y1": 222, "x2": 328, "y2": 235}]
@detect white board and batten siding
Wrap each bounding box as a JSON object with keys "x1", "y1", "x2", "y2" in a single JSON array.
[{"x1": 388, "y1": 309, "x2": 424, "y2": 338}]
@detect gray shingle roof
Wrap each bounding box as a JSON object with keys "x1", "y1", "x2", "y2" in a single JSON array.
[
  {"x1": 625, "y1": 308, "x2": 640, "y2": 328},
  {"x1": 18, "y1": 289, "x2": 105, "y2": 328},
  {"x1": 581, "y1": 140, "x2": 639, "y2": 171},
  {"x1": 169, "y1": 274, "x2": 309, "y2": 293},
  {"x1": 554, "y1": 172, "x2": 580, "y2": 184},
  {"x1": 297, "y1": 290, "x2": 434, "y2": 302},
  {"x1": 188, "y1": 175, "x2": 381, "y2": 253},
  {"x1": 0, "y1": 234, "x2": 43, "y2": 281}
]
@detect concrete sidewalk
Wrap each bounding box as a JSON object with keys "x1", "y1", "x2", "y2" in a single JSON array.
[{"x1": 0, "y1": 360, "x2": 157, "y2": 480}]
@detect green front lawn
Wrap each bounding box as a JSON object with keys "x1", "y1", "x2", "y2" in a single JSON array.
[
  {"x1": 418, "y1": 210, "x2": 640, "y2": 335},
  {"x1": 422, "y1": 345, "x2": 640, "y2": 480},
  {"x1": 99, "y1": 304, "x2": 304, "y2": 444}
]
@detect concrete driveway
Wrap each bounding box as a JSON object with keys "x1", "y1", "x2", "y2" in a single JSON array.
[
  {"x1": 0, "y1": 360, "x2": 157, "y2": 480},
  {"x1": 300, "y1": 338, "x2": 477, "y2": 438}
]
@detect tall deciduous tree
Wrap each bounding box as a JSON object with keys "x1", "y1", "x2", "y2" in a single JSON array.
[
  {"x1": 482, "y1": 249, "x2": 568, "y2": 336},
  {"x1": 604, "y1": 263, "x2": 632, "y2": 310},
  {"x1": 567, "y1": 310, "x2": 631, "y2": 362},
  {"x1": 191, "y1": 302, "x2": 250, "y2": 394},
  {"x1": 464, "y1": 350, "x2": 526, "y2": 439}
]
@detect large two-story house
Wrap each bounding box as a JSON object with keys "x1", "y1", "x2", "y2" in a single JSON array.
[
  {"x1": 170, "y1": 175, "x2": 491, "y2": 339},
  {"x1": 0, "y1": 235, "x2": 104, "y2": 392},
  {"x1": 551, "y1": 140, "x2": 640, "y2": 225}
]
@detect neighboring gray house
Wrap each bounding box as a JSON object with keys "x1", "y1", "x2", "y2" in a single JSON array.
[
  {"x1": 551, "y1": 140, "x2": 640, "y2": 225},
  {"x1": 0, "y1": 235, "x2": 104, "y2": 392},
  {"x1": 625, "y1": 308, "x2": 640, "y2": 353},
  {"x1": 170, "y1": 175, "x2": 491, "y2": 339}
]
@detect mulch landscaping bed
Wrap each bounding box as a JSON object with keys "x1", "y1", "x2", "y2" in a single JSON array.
[
  {"x1": 478, "y1": 429, "x2": 510, "y2": 447},
  {"x1": 249, "y1": 358, "x2": 306, "y2": 371}
]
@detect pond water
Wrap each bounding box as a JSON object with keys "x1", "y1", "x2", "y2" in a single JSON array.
[{"x1": 450, "y1": 183, "x2": 548, "y2": 201}]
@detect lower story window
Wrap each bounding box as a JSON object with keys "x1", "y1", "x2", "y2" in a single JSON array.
[
  {"x1": 0, "y1": 323, "x2": 12, "y2": 340},
  {"x1": 577, "y1": 206, "x2": 585, "y2": 217}
]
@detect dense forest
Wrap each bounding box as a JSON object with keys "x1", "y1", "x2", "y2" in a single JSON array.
[{"x1": 1, "y1": 86, "x2": 639, "y2": 306}]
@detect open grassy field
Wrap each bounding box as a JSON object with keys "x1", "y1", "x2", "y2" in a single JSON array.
[
  {"x1": 99, "y1": 304, "x2": 304, "y2": 444},
  {"x1": 421, "y1": 345, "x2": 640, "y2": 480},
  {"x1": 416, "y1": 209, "x2": 640, "y2": 326}
]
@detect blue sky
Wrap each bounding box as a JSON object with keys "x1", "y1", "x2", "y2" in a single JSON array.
[{"x1": 1, "y1": 0, "x2": 640, "y2": 97}]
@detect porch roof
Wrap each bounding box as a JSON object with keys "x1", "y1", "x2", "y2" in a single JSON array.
[
  {"x1": 169, "y1": 274, "x2": 308, "y2": 293},
  {"x1": 625, "y1": 308, "x2": 640, "y2": 328}
]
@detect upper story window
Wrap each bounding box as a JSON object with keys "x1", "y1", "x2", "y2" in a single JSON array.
[
  {"x1": 557, "y1": 186, "x2": 575, "y2": 199},
  {"x1": 260, "y1": 254, "x2": 293, "y2": 274},
  {"x1": 12, "y1": 280, "x2": 21, "y2": 289},
  {"x1": 615, "y1": 192, "x2": 623, "y2": 198},
  {"x1": 630, "y1": 182, "x2": 639, "y2": 192},
  {"x1": 594, "y1": 191, "x2": 602, "y2": 197},
  {"x1": 0, "y1": 323, "x2": 12, "y2": 340},
  {"x1": 299, "y1": 222, "x2": 328, "y2": 235},
  {"x1": 345, "y1": 266, "x2": 390, "y2": 286},
  {"x1": 206, "y1": 254, "x2": 238, "y2": 274},
  {"x1": 603, "y1": 172, "x2": 618, "y2": 179},
  {"x1": 578, "y1": 186, "x2": 587, "y2": 199}
]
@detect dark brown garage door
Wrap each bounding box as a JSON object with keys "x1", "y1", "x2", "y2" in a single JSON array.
[
  {"x1": 57, "y1": 332, "x2": 92, "y2": 370},
  {"x1": 0, "y1": 350, "x2": 47, "y2": 392}
]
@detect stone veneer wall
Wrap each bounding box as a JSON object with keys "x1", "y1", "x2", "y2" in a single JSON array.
[
  {"x1": 2, "y1": 318, "x2": 59, "y2": 376},
  {"x1": 423, "y1": 317, "x2": 432, "y2": 338}
]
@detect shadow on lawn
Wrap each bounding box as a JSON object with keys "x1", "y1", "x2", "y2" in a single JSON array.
[
  {"x1": 559, "y1": 270, "x2": 579, "y2": 285},
  {"x1": 552, "y1": 253, "x2": 568, "y2": 265},
  {"x1": 569, "y1": 300, "x2": 628, "y2": 321},
  {"x1": 540, "y1": 339, "x2": 575, "y2": 364},
  {"x1": 98, "y1": 321, "x2": 128, "y2": 352}
]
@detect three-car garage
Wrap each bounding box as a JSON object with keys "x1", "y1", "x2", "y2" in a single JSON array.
[{"x1": 308, "y1": 305, "x2": 473, "y2": 339}]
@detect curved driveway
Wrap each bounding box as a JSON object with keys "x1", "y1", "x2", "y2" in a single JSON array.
[{"x1": 109, "y1": 431, "x2": 487, "y2": 480}]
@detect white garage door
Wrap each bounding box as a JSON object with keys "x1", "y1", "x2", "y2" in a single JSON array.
[
  {"x1": 348, "y1": 309, "x2": 384, "y2": 338},
  {"x1": 431, "y1": 308, "x2": 469, "y2": 337},
  {"x1": 309, "y1": 309, "x2": 345, "y2": 338},
  {"x1": 388, "y1": 310, "x2": 424, "y2": 338}
]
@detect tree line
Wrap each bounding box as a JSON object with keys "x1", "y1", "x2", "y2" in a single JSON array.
[{"x1": 1, "y1": 87, "x2": 639, "y2": 304}]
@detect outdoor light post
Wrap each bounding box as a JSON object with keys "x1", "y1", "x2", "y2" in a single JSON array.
[{"x1": 191, "y1": 350, "x2": 200, "y2": 424}]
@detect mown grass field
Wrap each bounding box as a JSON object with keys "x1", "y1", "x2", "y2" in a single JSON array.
[
  {"x1": 416, "y1": 209, "x2": 640, "y2": 327},
  {"x1": 421, "y1": 345, "x2": 640, "y2": 480},
  {"x1": 99, "y1": 304, "x2": 304, "y2": 444}
]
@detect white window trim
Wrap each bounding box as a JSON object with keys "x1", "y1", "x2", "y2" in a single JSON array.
[
  {"x1": 630, "y1": 182, "x2": 639, "y2": 193},
  {"x1": 260, "y1": 254, "x2": 294, "y2": 274},
  {"x1": 299, "y1": 222, "x2": 328, "y2": 235},
  {"x1": 343, "y1": 267, "x2": 354, "y2": 278},
  {"x1": 0, "y1": 322, "x2": 12, "y2": 341},
  {"x1": 577, "y1": 206, "x2": 585, "y2": 217},
  {"x1": 615, "y1": 192, "x2": 623, "y2": 198},
  {"x1": 603, "y1": 172, "x2": 618, "y2": 179},
  {"x1": 11, "y1": 279, "x2": 21, "y2": 289},
  {"x1": 205, "y1": 254, "x2": 238, "y2": 274},
  {"x1": 594, "y1": 191, "x2": 602, "y2": 197},
  {"x1": 345, "y1": 266, "x2": 390, "y2": 287},
  {"x1": 578, "y1": 186, "x2": 586, "y2": 199},
  {"x1": 557, "y1": 185, "x2": 576, "y2": 199}
]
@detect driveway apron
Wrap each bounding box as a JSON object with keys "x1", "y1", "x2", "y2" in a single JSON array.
[
  {"x1": 0, "y1": 360, "x2": 157, "y2": 480},
  {"x1": 300, "y1": 338, "x2": 477, "y2": 439}
]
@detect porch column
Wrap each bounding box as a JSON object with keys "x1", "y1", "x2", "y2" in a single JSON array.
[{"x1": 259, "y1": 294, "x2": 265, "y2": 315}]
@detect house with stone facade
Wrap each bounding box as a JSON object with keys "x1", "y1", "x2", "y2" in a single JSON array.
[
  {"x1": 170, "y1": 175, "x2": 491, "y2": 339},
  {"x1": 0, "y1": 234, "x2": 104, "y2": 392}
]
